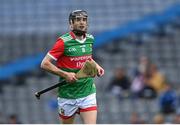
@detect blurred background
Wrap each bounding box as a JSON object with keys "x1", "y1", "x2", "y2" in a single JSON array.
[{"x1": 0, "y1": 0, "x2": 180, "y2": 124}]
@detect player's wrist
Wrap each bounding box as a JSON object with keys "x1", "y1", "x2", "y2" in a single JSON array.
[{"x1": 58, "y1": 70, "x2": 68, "y2": 78}]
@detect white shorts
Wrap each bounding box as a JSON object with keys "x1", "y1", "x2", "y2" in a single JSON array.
[{"x1": 57, "y1": 93, "x2": 97, "y2": 119}]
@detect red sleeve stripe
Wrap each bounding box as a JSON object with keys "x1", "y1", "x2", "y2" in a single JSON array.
[{"x1": 47, "y1": 52, "x2": 57, "y2": 61}]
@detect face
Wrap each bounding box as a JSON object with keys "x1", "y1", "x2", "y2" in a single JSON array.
[{"x1": 70, "y1": 16, "x2": 88, "y2": 33}]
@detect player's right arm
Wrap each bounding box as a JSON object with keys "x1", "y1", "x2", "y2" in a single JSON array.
[
  {"x1": 40, "y1": 38, "x2": 77, "y2": 82},
  {"x1": 41, "y1": 55, "x2": 77, "y2": 82}
]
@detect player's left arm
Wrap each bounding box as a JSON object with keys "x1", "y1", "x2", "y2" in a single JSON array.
[
  {"x1": 90, "y1": 35, "x2": 104, "y2": 76},
  {"x1": 91, "y1": 59, "x2": 104, "y2": 77}
]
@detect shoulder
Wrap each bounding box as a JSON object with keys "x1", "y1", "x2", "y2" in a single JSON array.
[
  {"x1": 86, "y1": 33, "x2": 94, "y2": 40},
  {"x1": 59, "y1": 33, "x2": 73, "y2": 42}
]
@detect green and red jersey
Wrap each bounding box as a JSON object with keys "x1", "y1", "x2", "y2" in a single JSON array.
[{"x1": 48, "y1": 31, "x2": 96, "y2": 99}]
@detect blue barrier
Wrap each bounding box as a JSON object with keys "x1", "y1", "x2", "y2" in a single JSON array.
[
  {"x1": 0, "y1": 54, "x2": 44, "y2": 79},
  {"x1": 94, "y1": 4, "x2": 180, "y2": 48}
]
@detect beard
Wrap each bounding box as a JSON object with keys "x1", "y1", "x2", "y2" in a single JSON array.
[
  {"x1": 72, "y1": 26, "x2": 87, "y2": 36},
  {"x1": 72, "y1": 29, "x2": 86, "y2": 36}
]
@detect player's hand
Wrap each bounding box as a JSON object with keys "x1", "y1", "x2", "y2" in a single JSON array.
[
  {"x1": 64, "y1": 72, "x2": 78, "y2": 83},
  {"x1": 96, "y1": 65, "x2": 104, "y2": 77}
]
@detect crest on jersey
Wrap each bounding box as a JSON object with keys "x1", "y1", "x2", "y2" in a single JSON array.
[{"x1": 60, "y1": 108, "x2": 65, "y2": 115}]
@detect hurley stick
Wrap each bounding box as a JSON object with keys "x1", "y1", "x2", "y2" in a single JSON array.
[{"x1": 35, "y1": 60, "x2": 98, "y2": 100}]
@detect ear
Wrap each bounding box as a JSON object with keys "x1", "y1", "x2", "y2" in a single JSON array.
[
  {"x1": 69, "y1": 20, "x2": 74, "y2": 30},
  {"x1": 70, "y1": 20, "x2": 73, "y2": 25},
  {"x1": 69, "y1": 24, "x2": 73, "y2": 30}
]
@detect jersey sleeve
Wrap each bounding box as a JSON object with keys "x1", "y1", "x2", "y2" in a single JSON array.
[{"x1": 48, "y1": 38, "x2": 64, "y2": 61}]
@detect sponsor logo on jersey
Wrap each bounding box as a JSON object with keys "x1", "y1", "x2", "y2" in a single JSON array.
[
  {"x1": 70, "y1": 55, "x2": 91, "y2": 61},
  {"x1": 76, "y1": 61, "x2": 85, "y2": 67},
  {"x1": 68, "y1": 48, "x2": 77, "y2": 52}
]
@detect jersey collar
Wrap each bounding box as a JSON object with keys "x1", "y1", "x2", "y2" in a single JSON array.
[
  {"x1": 70, "y1": 31, "x2": 86, "y2": 43},
  {"x1": 70, "y1": 31, "x2": 76, "y2": 39}
]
